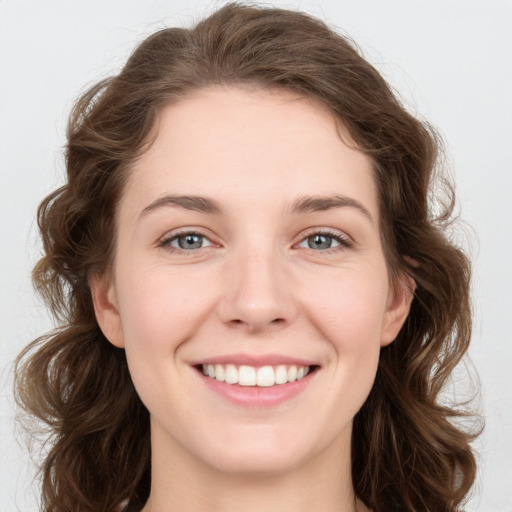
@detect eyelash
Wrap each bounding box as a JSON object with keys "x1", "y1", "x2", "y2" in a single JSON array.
[{"x1": 158, "y1": 228, "x2": 353, "y2": 255}]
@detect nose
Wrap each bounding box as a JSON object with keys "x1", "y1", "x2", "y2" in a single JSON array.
[{"x1": 217, "y1": 247, "x2": 297, "y2": 333}]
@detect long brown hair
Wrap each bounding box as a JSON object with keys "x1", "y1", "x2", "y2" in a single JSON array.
[{"x1": 15, "y1": 3, "x2": 479, "y2": 511}]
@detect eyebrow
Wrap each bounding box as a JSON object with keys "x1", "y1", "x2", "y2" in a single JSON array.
[
  {"x1": 290, "y1": 194, "x2": 374, "y2": 223},
  {"x1": 140, "y1": 194, "x2": 223, "y2": 217},
  {"x1": 139, "y1": 193, "x2": 373, "y2": 223}
]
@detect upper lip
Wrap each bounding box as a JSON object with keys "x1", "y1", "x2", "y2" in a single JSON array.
[{"x1": 190, "y1": 353, "x2": 318, "y2": 367}]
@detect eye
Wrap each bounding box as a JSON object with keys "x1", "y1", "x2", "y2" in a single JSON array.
[
  {"x1": 297, "y1": 231, "x2": 351, "y2": 251},
  {"x1": 161, "y1": 232, "x2": 214, "y2": 252}
]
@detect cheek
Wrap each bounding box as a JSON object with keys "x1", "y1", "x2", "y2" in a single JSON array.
[
  {"x1": 300, "y1": 265, "x2": 390, "y2": 352},
  {"x1": 112, "y1": 264, "x2": 214, "y2": 416},
  {"x1": 114, "y1": 263, "x2": 216, "y2": 357},
  {"x1": 287, "y1": 267, "x2": 389, "y2": 441},
  {"x1": 297, "y1": 265, "x2": 388, "y2": 414}
]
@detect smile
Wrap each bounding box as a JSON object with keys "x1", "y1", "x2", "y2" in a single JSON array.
[{"x1": 201, "y1": 364, "x2": 311, "y2": 387}]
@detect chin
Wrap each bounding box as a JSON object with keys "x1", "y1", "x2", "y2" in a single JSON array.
[
  {"x1": 206, "y1": 449, "x2": 307, "y2": 477},
  {"x1": 195, "y1": 426, "x2": 328, "y2": 477}
]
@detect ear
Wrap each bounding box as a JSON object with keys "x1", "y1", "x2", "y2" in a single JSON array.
[
  {"x1": 89, "y1": 274, "x2": 125, "y2": 348},
  {"x1": 381, "y1": 270, "x2": 416, "y2": 347}
]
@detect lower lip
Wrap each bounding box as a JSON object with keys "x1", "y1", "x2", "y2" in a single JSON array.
[{"x1": 195, "y1": 369, "x2": 316, "y2": 407}]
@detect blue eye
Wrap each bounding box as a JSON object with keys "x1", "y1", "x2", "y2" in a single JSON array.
[
  {"x1": 298, "y1": 232, "x2": 349, "y2": 251},
  {"x1": 165, "y1": 233, "x2": 213, "y2": 251}
]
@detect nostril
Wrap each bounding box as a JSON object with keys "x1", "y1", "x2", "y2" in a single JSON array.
[{"x1": 228, "y1": 317, "x2": 286, "y2": 329}]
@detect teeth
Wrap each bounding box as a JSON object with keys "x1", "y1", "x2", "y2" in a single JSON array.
[
  {"x1": 275, "y1": 365, "x2": 288, "y2": 384},
  {"x1": 201, "y1": 363, "x2": 312, "y2": 387},
  {"x1": 239, "y1": 365, "x2": 256, "y2": 386},
  {"x1": 256, "y1": 366, "x2": 275, "y2": 387},
  {"x1": 215, "y1": 364, "x2": 225, "y2": 382},
  {"x1": 225, "y1": 364, "x2": 238, "y2": 384}
]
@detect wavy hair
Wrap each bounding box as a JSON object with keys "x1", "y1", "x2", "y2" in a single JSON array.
[{"x1": 15, "y1": 3, "x2": 478, "y2": 511}]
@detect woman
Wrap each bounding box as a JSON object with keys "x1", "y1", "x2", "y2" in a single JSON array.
[{"x1": 15, "y1": 3, "x2": 478, "y2": 511}]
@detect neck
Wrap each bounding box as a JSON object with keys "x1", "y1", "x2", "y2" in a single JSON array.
[{"x1": 141, "y1": 423, "x2": 368, "y2": 512}]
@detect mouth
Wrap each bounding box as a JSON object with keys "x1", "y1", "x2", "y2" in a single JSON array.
[{"x1": 194, "y1": 363, "x2": 320, "y2": 388}]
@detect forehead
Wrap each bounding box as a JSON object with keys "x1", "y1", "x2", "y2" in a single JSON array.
[{"x1": 124, "y1": 86, "x2": 377, "y2": 219}]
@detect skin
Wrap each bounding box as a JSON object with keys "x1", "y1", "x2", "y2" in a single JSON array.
[{"x1": 92, "y1": 86, "x2": 413, "y2": 512}]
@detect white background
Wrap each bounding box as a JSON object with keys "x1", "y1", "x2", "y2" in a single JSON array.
[{"x1": 1, "y1": 0, "x2": 511, "y2": 510}]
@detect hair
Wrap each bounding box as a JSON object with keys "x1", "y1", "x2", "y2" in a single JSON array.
[{"x1": 15, "y1": 3, "x2": 479, "y2": 511}]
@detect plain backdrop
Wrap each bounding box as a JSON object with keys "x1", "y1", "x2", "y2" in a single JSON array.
[{"x1": 1, "y1": 0, "x2": 511, "y2": 510}]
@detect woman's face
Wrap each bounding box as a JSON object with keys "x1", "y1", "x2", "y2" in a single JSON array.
[{"x1": 93, "y1": 86, "x2": 412, "y2": 476}]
